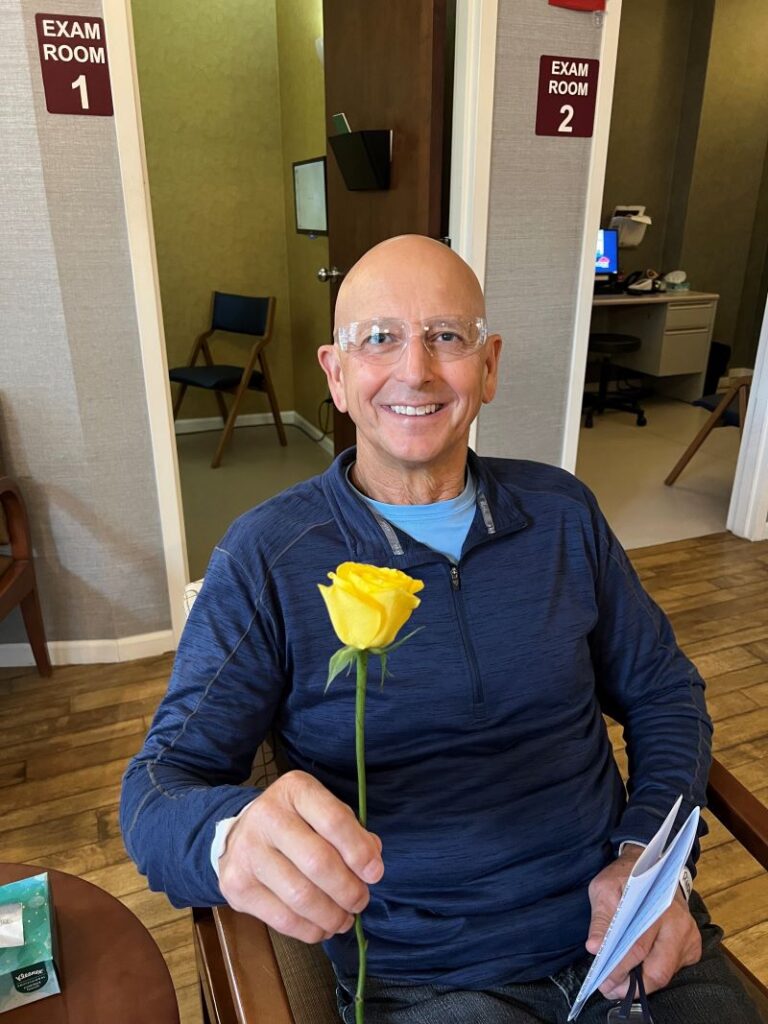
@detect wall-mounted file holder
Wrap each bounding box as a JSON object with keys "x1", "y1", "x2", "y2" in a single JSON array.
[{"x1": 328, "y1": 130, "x2": 392, "y2": 191}]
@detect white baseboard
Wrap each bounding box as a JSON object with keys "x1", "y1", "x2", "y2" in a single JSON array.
[
  {"x1": 175, "y1": 409, "x2": 334, "y2": 457},
  {"x1": 0, "y1": 630, "x2": 176, "y2": 669}
]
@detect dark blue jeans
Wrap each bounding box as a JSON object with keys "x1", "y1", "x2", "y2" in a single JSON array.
[{"x1": 334, "y1": 894, "x2": 763, "y2": 1023}]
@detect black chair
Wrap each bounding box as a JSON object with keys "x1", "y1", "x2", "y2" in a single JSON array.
[
  {"x1": 583, "y1": 333, "x2": 647, "y2": 429},
  {"x1": 169, "y1": 292, "x2": 285, "y2": 468}
]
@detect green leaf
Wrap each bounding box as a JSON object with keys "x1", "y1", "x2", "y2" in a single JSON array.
[
  {"x1": 380, "y1": 626, "x2": 424, "y2": 656},
  {"x1": 325, "y1": 645, "x2": 358, "y2": 693},
  {"x1": 378, "y1": 651, "x2": 389, "y2": 691}
]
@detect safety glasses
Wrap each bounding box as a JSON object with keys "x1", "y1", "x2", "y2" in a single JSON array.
[{"x1": 334, "y1": 316, "x2": 488, "y2": 364}]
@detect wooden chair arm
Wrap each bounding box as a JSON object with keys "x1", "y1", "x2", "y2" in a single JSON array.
[
  {"x1": 707, "y1": 757, "x2": 768, "y2": 869},
  {"x1": 0, "y1": 476, "x2": 32, "y2": 561}
]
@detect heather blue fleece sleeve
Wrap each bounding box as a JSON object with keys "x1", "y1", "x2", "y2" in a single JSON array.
[
  {"x1": 586, "y1": 501, "x2": 713, "y2": 867},
  {"x1": 120, "y1": 543, "x2": 287, "y2": 907}
]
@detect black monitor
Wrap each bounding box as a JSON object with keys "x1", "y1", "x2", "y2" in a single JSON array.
[{"x1": 595, "y1": 228, "x2": 619, "y2": 285}]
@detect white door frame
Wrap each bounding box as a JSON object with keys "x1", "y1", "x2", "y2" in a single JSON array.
[
  {"x1": 561, "y1": 0, "x2": 768, "y2": 541},
  {"x1": 450, "y1": 0, "x2": 500, "y2": 452},
  {"x1": 728, "y1": 299, "x2": 768, "y2": 540},
  {"x1": 104, "y1": 0, "x2": 190, "y2": 645}
]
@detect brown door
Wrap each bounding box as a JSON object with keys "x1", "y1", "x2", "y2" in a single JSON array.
[{"x1": 321, "y1": 0, "x2": 454, "y2": 452}]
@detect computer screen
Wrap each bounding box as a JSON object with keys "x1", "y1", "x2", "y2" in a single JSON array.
[{"x1": 595, "y1": 228, "x2": 618, "y2": 276}]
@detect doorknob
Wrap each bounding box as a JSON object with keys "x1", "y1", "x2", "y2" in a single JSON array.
[{"x1": 317, "y1": 266, "x2": 343, "y2": 282}]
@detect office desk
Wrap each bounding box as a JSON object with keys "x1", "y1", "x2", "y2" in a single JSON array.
[{"x1": 591, "y1": 290, "x2": 719, "y2": 401}]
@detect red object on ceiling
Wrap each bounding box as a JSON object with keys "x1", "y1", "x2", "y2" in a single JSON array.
[{"x1": 549, "y1": 0, "x2": 606, "y2": 11}]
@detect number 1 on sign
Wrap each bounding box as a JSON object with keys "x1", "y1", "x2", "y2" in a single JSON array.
[
  {"x1": 71, "y1": 74, "x2": 90, "y2": 111},
  {"x1": 558, "y1": 104, "x2": 574, "y2": 133}
]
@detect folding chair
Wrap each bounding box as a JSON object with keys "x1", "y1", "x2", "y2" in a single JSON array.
[
  {"x1": 664, "y1": 376, "x2": 751, "y2": 486},
  {"x1": 169, "y1": 292, "x2": 285, "y2": 468}
]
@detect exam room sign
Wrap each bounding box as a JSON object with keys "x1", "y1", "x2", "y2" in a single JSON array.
[
  {"x1": 35, "y1": 14, "x2": 113, "y2": 116},
  {"x1": 535, "y1": 55, "x2": 599, "y2": 137}
]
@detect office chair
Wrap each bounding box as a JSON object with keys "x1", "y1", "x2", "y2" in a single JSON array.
[
  {"x1": 583, "y1": 333, "x2": 647, "y2": 428},
  {"x1": 169, "y1": 292, "x2": 285, "y2": 468}
]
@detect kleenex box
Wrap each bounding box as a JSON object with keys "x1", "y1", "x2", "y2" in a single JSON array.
[{"x1": 0, "y1": 873, "x2": 61, "y2": 1013}]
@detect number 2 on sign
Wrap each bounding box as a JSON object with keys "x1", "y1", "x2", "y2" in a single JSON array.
[
  {"x1": 71, "y1": 74, "x2": 90, "y2": 111},
  {"x1": 558, "y1": 104, "x2": 574, "y2": 133}
]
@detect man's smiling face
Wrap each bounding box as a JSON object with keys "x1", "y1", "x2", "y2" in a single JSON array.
[{"x1": 318, "y1": 236, "x2": 501, "y2": 474}]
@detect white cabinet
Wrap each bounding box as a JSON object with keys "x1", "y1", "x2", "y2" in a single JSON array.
[{"x1": 591, "y1": 292, "x2": 719, "y2": 401}]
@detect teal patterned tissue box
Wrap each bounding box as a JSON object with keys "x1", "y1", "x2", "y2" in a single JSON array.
[{"x1": 0, "y1": 873, "x2": 61, "y2": 1014}]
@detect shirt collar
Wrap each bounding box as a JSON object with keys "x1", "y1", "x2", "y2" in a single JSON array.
[{"x1": 321, "y1": 447, "x2": 529, "y2": 566}]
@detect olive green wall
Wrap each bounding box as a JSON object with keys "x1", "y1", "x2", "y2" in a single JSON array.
[
  {"x1": 679, "y1": 0, "x2": 768, "y2": 367},
  {"x1": 604, "y1": 0, "x2": 768, "y2": 368},
  {"x1": 275, "y1": 1, "x2": 332, "y2": 428},
  {"x1": 131, "y1": 0, "x2": 294, "y2": 419},
  {"x1": 601, "y1": 0, "x2": 695, "y2": 273}
]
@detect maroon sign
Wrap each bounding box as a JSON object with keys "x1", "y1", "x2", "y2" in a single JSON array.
[
  {"x1": 35, "y1": 14, "x2": 113, "y2": 116},
  {"x1": 549, "y1": 0, "x2": 605, "y2": 10},
  {"x1": 535, "y1": 55, "x2": 599, "y2": 138}
]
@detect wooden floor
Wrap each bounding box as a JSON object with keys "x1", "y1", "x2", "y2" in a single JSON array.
[{"x1": 1, "y1": 531, "x2": 767, "y2": 1022}]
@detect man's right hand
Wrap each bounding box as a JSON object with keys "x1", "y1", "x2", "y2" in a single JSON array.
[{"x1": 217, "y1": 770, "x2": 384, "y2": 944}]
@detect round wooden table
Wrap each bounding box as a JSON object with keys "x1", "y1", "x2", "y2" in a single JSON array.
[{"x1": 0, "y1": 864, "x2": 179, "y2": 1023}]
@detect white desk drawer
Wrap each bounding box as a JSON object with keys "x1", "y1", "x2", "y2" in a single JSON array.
[
  {"x1": 666, "y1": 302, "x2": 716, "y2": 331},
  {"x1": 659, "y1": 328, "x2": 712, "y2": 376}
]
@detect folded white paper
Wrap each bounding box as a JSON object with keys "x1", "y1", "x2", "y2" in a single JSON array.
[
  {"x1": 0, "y1": 904, "x2": 24, "y2": 950},
  {"x1": 568, "y1": 796, "x2": 700, "y2": 1020}
]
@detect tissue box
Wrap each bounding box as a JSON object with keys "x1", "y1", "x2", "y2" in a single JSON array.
[{"x1": 0, "y1": 873, "x2": 61, "y2": 1014}]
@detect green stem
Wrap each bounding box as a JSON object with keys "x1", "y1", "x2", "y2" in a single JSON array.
[
  {"x1": 354, "y1": 650, "x2": 368, "y2": 1024},
  {"x1": 356, "y1": 651, "x2": 368, "y2": 828}
]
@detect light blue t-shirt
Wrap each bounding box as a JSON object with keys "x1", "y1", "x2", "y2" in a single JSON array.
[{"x1": 347, "y1": 467, "x2": 477, "y2": 563}]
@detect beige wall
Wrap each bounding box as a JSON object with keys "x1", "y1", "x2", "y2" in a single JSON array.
[
  {"x1": 1, "y1": 0, "x2": 170, "y2": 648},
  {"x1": 131, "y1": 0, "x2": 295, "y2": 420},
  {"x1": 478, "y1": 0, "x2": 601, "y2": 464},
  {"x1": 275, "y1": 1, "x2": 332, "y2": 427}
]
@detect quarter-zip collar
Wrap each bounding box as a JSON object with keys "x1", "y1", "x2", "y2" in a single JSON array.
[{"x1": 321, "y1": 446, "x2": 529, "y2": 568}]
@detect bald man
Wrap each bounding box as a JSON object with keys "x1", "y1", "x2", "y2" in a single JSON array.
[{"x1": 122, "y1": 237, "x2": 761, "y2": 1023}]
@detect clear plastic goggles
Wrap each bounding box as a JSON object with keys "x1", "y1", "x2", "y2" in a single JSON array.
[{"x1": 334, "y1": 316, "x2": 488, "y2": 363}]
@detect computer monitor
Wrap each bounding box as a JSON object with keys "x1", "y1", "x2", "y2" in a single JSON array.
[{"x1": 595, "y1": 228, "x2": 619, "y2": 283}]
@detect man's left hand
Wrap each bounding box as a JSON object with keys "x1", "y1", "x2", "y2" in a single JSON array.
[{"x1": 586, "y1": 847, "x2": 702, "y2": 999}]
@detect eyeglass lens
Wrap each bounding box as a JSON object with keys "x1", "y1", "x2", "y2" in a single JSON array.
[{"x1": 336, "y1": 318, "x2": 486, "y2": 362}]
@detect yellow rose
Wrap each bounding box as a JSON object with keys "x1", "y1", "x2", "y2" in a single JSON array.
[{"x1": 318, "y1": 562, "x2": 424, "y2": 650}]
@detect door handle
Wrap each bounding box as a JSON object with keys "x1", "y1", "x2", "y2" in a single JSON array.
[{"x1": 317, "y1": 266, "x2": 344, "y2": 282}]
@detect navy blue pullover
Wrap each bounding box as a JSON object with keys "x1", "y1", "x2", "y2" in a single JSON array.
[{"x1": 120, "y1": 449, "x2": 712, "y2": 988}]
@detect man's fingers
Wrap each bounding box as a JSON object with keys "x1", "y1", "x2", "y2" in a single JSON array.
[
  {"x1": 264, "y1": 815, "x2": 372, "y2": 921},
  {"x1": 288, "y1": 774, "x2": 384, "y2": 881},
  {"x1": 226, "y1": 873, "x2": 351, "y2": 944},
  {"x1": 597, "y1": 927, "x2": 659, "y2": 998},
  {"x1": 251, "y1": 844, "x2": 356, "y2": 936},
  {"x1": 639, "y1": 917, "x2": 702, "y2": 994},
  {"x1": 586, "y1": 890, "x2": 621, "y2": 953}
]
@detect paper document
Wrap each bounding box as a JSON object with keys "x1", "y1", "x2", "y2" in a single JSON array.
[{"x1": 568, "y1": 796, "x2": 700, "y2": 1020}]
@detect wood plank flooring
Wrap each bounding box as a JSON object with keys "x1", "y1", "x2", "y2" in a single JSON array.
[{"x1": 1, "y1": 531, "x2": 767, "y2": 1021}]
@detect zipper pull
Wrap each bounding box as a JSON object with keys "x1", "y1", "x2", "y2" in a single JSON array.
[{"x1": 450, "y1": 565, "x2": 461, "y2": 590}]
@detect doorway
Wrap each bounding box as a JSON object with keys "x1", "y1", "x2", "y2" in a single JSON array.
[
  {"x1": 128, "y1": 1, "x2": 334, "y2": 581},
  {"x1": 572, "y1": 0, "x2": 768, "y2": 550}
]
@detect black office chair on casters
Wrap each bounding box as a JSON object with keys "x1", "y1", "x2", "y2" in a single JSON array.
[{"x1": 583, "y1": 333, "x2": 647, "y2": 428}]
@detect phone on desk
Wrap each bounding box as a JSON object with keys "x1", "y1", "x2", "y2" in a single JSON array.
[{"x1": 624, "y1": 269, "x2": 666, "y2": 294}]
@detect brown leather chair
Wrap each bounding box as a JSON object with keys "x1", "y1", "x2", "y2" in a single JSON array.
[
  {"x1": 192, "y1": 756, "x2": 768, "y2": 1024},
  {"x1": 0, "y1": 476, "x2": 51, "y2": 676}
]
